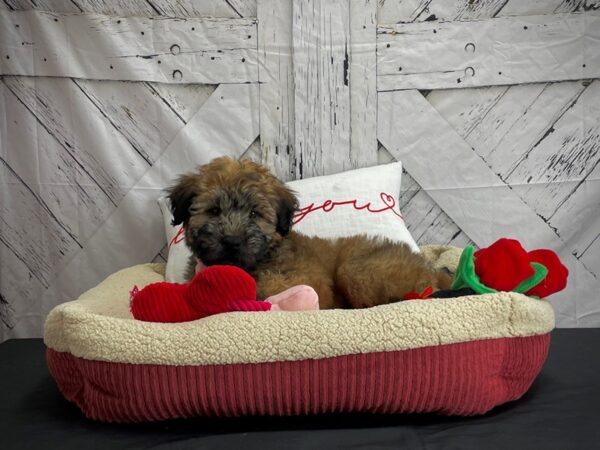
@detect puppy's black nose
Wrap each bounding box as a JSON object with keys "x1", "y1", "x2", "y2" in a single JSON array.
[{"x1": 223, "y1": 235, "x2": 243, "y2": 248}]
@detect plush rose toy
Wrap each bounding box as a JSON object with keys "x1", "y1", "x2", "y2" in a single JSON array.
[
  {"x1": 427, "y1": 238, "x2": 568, "y2": 299},
  {"x1": 130, "y1": 265, "x2": 319, "y2": 323}
]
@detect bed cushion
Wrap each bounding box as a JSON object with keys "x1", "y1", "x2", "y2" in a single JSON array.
[
  {"x1": 158, "y1": 162, "x2": 417, "y2": 282},
  {"x1": 44, "y1": 246, "x2": 554, "y2": 423}
]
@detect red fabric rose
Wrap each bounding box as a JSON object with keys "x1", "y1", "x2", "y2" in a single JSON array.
[
  {"x1": 474, "y1": 238, "x2": 534, "y2": 292},
  {"x1": 525, "y1": 249, "x2": 569, "y2": 298}
]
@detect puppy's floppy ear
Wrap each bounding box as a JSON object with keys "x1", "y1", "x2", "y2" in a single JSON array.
[
  {"x1": 167, "y1": 174, "x2": 200, "y2": 226},
  {"x1": 275, "y1": 185, "x2": 299, "y2": 236}
]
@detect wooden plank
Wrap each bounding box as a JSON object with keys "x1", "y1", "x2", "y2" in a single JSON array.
[
  {"x1": 151, "y1": 244, "x2": 169, "y2": 263},
  {"x1": 0, "y1": 288, "x2": 15, "y2": 332},
  {"x1": 398, "y1": 172, "x2": 476, "y2": 248},
  {"x1": 0, "y1": 158, "x2": 79, "y2": 288},
  {"x1": 377, "y1": 12, "x2": 600, "y2": 91},
  {"x1": 377, "y1": 0, "x2": 506, "y2": 23},
  {"x1": 40, "y1": 83, "x2": 259, "y2": 303},
  {"x1": 260, "y1": 0, "x2": 377, "y2": 179},
  {"x1": 499, "y1": 0, "x2": 577, "y2": 16},
  {"x1": 553, "y1": 0, "x2": 600, "y2": 14},
  {"x1": 145, "y1": 0, "x2": 245, "y2": 18},
  {"x1": 293, "y1": 0, "x2": 351, "y2": 178},
  {"x1": 505, "y1": 80, "x2": 600, "y2": 220},
  {"x1": 548, "y1": 163, "x2": 600, "y2": 265},
  {"x1": 72, "y1": 79, "x2": 187, "y2": 165},
  {"x1": 2, "y1": 78, "x2": 216, "y2": 246},
  {"x1": 378, "y1": 144, "x2": 474, "y2": 247},
  {"x1": 0, "y1": 246, "x2": 46, "y2": 340},
  {"x1": 0, "y1": 80, "x2": 220, "y2": 341},
  {"x1": 224, "y1": 0, "x2": 257, "y2": 17},
  {"x1": 2, "y1": 76, "x2": 149, "y2": 204},
  {"x1": 257, "y1": 0, "x2": 295, "y2": 181},
  {"x1": 377, "y1": 0, "x2": 430, "y2": 24},
  {"x1": 429, "y1": 81, "x2": 587, "y2": 174},
  {"x1": 3, "y1": 0, "x2": 81, "y2": 13},
  {"x1": 241, "y1": 136, "x2": 261, "y2": 161},
  {"x1": 376, "y1": 0, "x2": 591, "y2": 23},
  {"x1": 349, "y1": 0, "x2": 378, "y2": 168},
  {"x1": 69, "y1": 0, "x2": 156, "y2": 16},
  {"x1": 5, "y1": 0, "x2": 257, "y2": 18},
  {"x1": 579, "y1": 234, "x2": 599, "y2": 287},
  {"x1": 146, "y1": 83, "x2": 216, "y2": 123},
  {"x1": 377, "y1": 89, "x2": 600, "y2": 325},
  {"x1": 428, "y1": 79, "x2": 599, "y2": 307},
  {"x1": 0, "y1": 10, "x2": 258, "y2": 84},
  {"x1": 1, "y1": 79, "x2": 115, "y2": 244},
  {"x1": 427, "y1": 84, "x2": 510, "y2": 140}
]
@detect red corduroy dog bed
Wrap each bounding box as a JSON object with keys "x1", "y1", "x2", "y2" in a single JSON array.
[{"x1": 44, "y1": 247, "x2": 554, "y2": 423}]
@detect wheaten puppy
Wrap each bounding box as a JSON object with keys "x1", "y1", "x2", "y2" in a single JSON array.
[{"x1": 168, "y1": 157, "x2": 451, "y2": 309}]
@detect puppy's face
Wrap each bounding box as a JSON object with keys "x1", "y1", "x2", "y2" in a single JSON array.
[{"x1": 168, "y1": 157, "x2": 298, "y2": 272}]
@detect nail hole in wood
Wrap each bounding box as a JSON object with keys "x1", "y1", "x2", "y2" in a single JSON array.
[
  {"x1": 456, "y1": 78, "x2": 461, "y2": 83},
  {"x1": 110, "y1": 65, "x2": 114, "y2": 69},
  {"x1": 386, "y1": 43, "x2": 390, "y2": 48},
  {"x1": 241, "y1": 58, "x2": 246, "y2": 62},
  {"x1": 192, "y1": 27, "x2": 195, "y2": 31},
  {"x1": 433, "y1": 29, "x2": 437, "y2": 33},
  {"x1": 211, "y1": 56, "x2": 215, "y2": 60},
  {"x1": 172, "y1": 69, "x2": 183, "y2": 81},
  {"x1": 523, "y1": 26, "x2": 528, "y2": 30},
  {"x1": 247, "y1": 35, "x2": 252, "y2": 39},
  {"x1": 5, "y1": 55, "x2": 9, "y2": 59},
  {"x1": 43, "y1": 58, "x2": 47, "y2": 61},
  {"x1": 141, "y1": 31, "x2": 145, "y2": 35},
  {"x1": 54, "y1": 18, "x2": 58, "y2": 22},
  {"x1": 117, "y1": 20, "x2": 121, "y2": 24},
  {"x1": 398, "y1": 67, "x2": 402, "y2": 71},
  {"x1": 583, "y1": 64, "x2": 586, "y2": 68},
  {"x1": 15, "y1": 24, "x2": 19, "y2": 28},
  {"x1": 157, "y1": 60, "x2": 161, "y2": 64},
  {"x1": 170, "y1": 44, "x2": 180, "y2": 55},
  {"x1": 498, "y1": 71, "x2": 502, "y2": 75}
]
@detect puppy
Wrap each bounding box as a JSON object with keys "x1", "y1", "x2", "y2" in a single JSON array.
[{"x1": 168, "y1": 157, "x2": 452, "y2": 309}]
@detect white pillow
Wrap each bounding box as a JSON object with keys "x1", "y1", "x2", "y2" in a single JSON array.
[
  {"x1": 159, "y1": 162, "x2": 418, "y2": 282},
  {"x1": 158, "y1": 197, "x2": 191, "y2": 283}
]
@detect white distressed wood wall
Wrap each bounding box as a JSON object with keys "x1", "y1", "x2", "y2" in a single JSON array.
[{"x1": 1, "y1": 0, "x2": 599, "y2": 340}]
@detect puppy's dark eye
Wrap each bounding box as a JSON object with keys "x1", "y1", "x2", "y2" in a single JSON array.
[
  {"x1": 207, "y1": 206, "x2": 221, "y2": 216},
  {"x1": 249, "y1": 209, "x2": 258, "y2": 218}
]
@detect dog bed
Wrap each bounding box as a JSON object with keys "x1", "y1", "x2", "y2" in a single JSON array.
[{"x1": 44, "y1": 246, "x2": 554, "y2": 423}]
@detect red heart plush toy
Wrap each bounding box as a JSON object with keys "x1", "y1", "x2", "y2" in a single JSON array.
[
  {"x1": 130, "y1": 265, "x2": 319, "y2": 323},
  {"x1": 131, "y1": 265, "x2": 271, "y2": 323},
  {"x1": 130, "y1": 282, "x2": 198, "y2": 322}
]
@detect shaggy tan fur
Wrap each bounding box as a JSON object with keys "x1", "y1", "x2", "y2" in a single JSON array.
[{"x1": 168, "y1": 157, "x2": 452, "y2": 309}]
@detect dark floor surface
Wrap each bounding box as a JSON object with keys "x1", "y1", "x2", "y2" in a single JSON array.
[{"x1": 1, "y1": 329, "x2": 599, "y2": 450}]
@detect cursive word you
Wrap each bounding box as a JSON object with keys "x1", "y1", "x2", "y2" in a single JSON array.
[{"x1": 293, "y1": 192, "x2": 403, "y2": 224}]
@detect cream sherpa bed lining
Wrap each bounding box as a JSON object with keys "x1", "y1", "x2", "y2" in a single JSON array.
[{"x1": 44, "y1": 246, "x2": 554, "y2": 366}]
